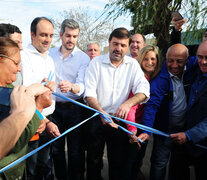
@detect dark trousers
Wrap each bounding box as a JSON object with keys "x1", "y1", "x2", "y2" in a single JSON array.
[
  {"x1": 188, "y1": 152, "x2": 207, "y2": 180},
  {"x1": 51, "y1": 102, "x2": 84, "y2": 180},
  {"x1": 26, "y1": 117, "x2": 54, "y2": 180},
  {"x1": 85, "y1": 115, "x2": 129, "y2": 180},
  {"x1": 124, "y1": 130, "x2": 148, "y2": 180},
  {"x1": 171, "y1": 149, "x2": 207, "y2": 180},
  {"x1": 150, "y1": 135, "x2": 189, "y2": 180}
]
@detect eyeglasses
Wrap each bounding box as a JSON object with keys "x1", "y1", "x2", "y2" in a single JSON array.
[{"x1": 0, "y1": 54, "x2": 21, "y2": 66}]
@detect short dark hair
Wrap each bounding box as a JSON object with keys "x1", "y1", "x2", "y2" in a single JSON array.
[
  {"x1": 0, "y1": 23, "x2": 21, "y2": 37},
  {"x1": 31, "y1": 17, "x2": 53, "y2": 35},
  {"x1": 109, "y1": 27, "x2": 131, "y2": 41},
  {"x1": 130, "y1": 33, "x2": 146, "y2": 45},
  {"x1": 0, "y1": 37, "x2": 19, "y2": 57},
  {"x1": 140, "y1": 34, "x2": 146, "y2": 43}
]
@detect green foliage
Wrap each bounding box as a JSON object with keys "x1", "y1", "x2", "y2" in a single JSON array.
[{"x1": 105, "y1": 0, "x2": 207, "y2": 58}]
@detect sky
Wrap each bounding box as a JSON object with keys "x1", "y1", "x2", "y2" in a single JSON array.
[{"x1": 0, "y1": 0, "x2": 132, "y2": 48}]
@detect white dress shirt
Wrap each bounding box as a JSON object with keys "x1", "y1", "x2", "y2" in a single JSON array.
[
  {"x1": 21, "y1": 44, "x2": 56, "y2": 116},
  {"x1": 84, "y1": 53, "x2": 150, "y2": 114},
  {"x1": 49, "y1": 46, "x2": 90, "y2": 102}
]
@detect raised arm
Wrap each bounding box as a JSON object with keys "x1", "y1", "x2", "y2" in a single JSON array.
[{"x1": 0, "y1": 86, "x2": 36, "y2": 159}]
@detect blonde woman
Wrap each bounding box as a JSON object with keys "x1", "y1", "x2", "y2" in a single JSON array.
[{"x1": 125, "y1": 45, "x2": 160, "y2": 180}]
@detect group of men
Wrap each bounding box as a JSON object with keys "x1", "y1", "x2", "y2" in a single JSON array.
[{"x1": 0, "y1": 14, "x2": 207, "y2": 180}]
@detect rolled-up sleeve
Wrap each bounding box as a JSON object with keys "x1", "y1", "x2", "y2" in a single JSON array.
[
  {"x1": 84, "y1": 60, "x2": 98, "y2": 99},
  {"x1": 75, "y1": 57, "x2": 90, "y2": 96},
  {"x1": 132, "y1": 63, "x2": 150, "y2": 103}
]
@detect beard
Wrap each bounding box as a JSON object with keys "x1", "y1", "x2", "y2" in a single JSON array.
[
  {"x1": 110, "y1": 50, "x2": 124, "y2": 61},
  {"x1": 63, "y1": 41, "x2": 75, "y2": 51}
]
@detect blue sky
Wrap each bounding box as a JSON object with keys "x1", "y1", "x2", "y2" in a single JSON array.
[{"x1": 0, "y1": 0, "x2": 132, "y2": 47}]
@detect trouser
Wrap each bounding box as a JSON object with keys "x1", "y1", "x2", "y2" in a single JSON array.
[
  {"x1": 123, "y1": 130, "x2": 148, "y2": 180},
  {"x1": 172, "y1": 149, "x2": 207, "y2": 180},
  {"x1": 85, "y1": 115, "x2": 129, "y2": 180},
  {"x1": 187, "y1": 152, "x2": 207, "y2": 180},
  {"x1": 82, "y1": 107, "x2": 104, "y2": 179},
  {"x1": 26, "y1": 116, "x2": 54, "y2": 180},
  {"x1": 150, "y1": 134, "x2": 189, "y2": 180},
  {"x1": 51, "y1": 101, "x2": 84, "y2": 180}
]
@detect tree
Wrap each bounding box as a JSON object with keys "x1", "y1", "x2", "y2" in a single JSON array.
[
  {"x1": 105, "y1": 0, "x2": 207, "y2": 59},
  {"x1": 52, "y1": 7, "x2": 114, "y2": 51}
]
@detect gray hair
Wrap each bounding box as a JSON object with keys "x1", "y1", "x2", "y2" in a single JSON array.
[
  {"x1": 87, "y1": 42, "x2": 100, "y2": 49},
  {"x1": 60, "y1": 19, "x2": 80, "y2": 35}
]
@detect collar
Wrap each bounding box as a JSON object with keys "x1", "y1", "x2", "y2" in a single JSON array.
[
  {"x1": 168, "y1": 66, "x2": 186, "y2": 79},
  {"x1": 197, "y1": 70, "x2": 207, "y2": 79},
  {"x1": 58, "y1": 46, "x2": 79, "y2": 58},
  {"x1": 27, "y1": 44, "x2": 49, "y2": 57}
]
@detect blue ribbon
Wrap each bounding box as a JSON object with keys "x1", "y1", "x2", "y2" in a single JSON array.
[
  {"x1": 0, "y1": 73, "x2": 168, "y2": 173},
  {"x1": 35, "y1": 109, "x2": 45, "y2": 121},
  {"x1": 52, "y1": 92, "x2": 170, "y2": 138},
  {"x1": 42, "y1": 71, "x2": 54, "y2": 86},
  {"x1": 0, "y1": 113, "x2": 98, "y2": 174}
]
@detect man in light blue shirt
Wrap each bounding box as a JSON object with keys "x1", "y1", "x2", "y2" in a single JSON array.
[{"x1": 49, "y1": 19, "x2": 90, "y2": 180}]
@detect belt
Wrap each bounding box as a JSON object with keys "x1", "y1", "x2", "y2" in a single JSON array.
[
  {"x1": 56, "y1": 98, "x2": 84, "y2": 107},
  {"x1": 56, "y1": 101, "x2": 73, "y2": 107}
]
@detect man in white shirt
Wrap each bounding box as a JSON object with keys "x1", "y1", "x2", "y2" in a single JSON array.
[
  {"x1": 49, "y1": 19, "x2": 90, "y2": 180},
  {"x1": 84, "y1": 27, "x2": 150, "y2": 180},
  {"x1": 21, "y1": 17, "x2": 59, "y2": 180}
]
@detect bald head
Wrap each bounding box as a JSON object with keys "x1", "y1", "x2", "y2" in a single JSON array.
[
  {"x1": 130, "y1": 33, "x2": 146, "y2": 59},
  {"x1": 166, "y1": 44, "x2": 189, "y2": 78},
  {"x1": 197, "y1": 41, "x2": 207, "y2": 73},
  {"x1": 166, "y1": 44, "x2": 189, "y2": 59},
  {"x1": 197, "y1": 41, "x2": 207, "y2": 51}
]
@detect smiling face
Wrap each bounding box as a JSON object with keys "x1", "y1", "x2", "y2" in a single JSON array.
[
  {"x1": 109, "y1": 37, "x2": 129, "y2": 63},
  {"x1": 130, "y1": 34, "x2": 146, "y2": 59},
  {"x1": 31, "y1": 19, "x2": 54, "y2": 54},
  {"x1": 141, "y1": 51, "x2": 158, "y2": 76},
  {"x1": 60, "y1": 27, "x2": 79, "y2": 53},
  {"x1": 166, "y1": 44, "x2": 188, "y2": 78},
  {"x1": 0, "y1": 47, "x2": 21, "y2": 86},
  {"x1": 197, "y1": 42, "x2": 207, "y2": 73}
]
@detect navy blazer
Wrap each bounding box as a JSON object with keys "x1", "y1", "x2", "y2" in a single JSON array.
[{"x1": 185, "y1": 68, "x2": 207, "y2": 156}]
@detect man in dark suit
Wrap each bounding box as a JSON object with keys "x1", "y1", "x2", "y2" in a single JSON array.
[{"x1": 170, "y1": 41, "x2": 207, "y2": 180}]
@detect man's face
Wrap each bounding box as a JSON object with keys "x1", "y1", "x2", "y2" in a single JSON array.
[
  {"x1": 130, "y1": 34, "x2": 146, "y2": 58},
  {"x1": 166, "y1": 48, "x2": 187, "y2": 77},
  {"x1": 60, "y1": 27, "x2": 79, "y2": 52},
  {"x1": 86, "y1": 43, "x2": 101, "y2": 60},
  {"x1": 203, "y1": 31, "x2": 207, "y2": 42},
  {"x1": 10, "y1": 32, "x2": 23, "y2": 50},
  {"x1": 31, "y1": 19, "x2": 54, "y2": 54},
  {"x1": 197, "y1": 43, "x2": 207, "y2": 73},
  {"x1": 109, "y1": 37, "x2": 129, "y2": 62}
]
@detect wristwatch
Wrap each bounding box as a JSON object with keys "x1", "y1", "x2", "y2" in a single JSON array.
[{"x1": 71, "y1": 84, "x2": 75, "y2": 93}]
